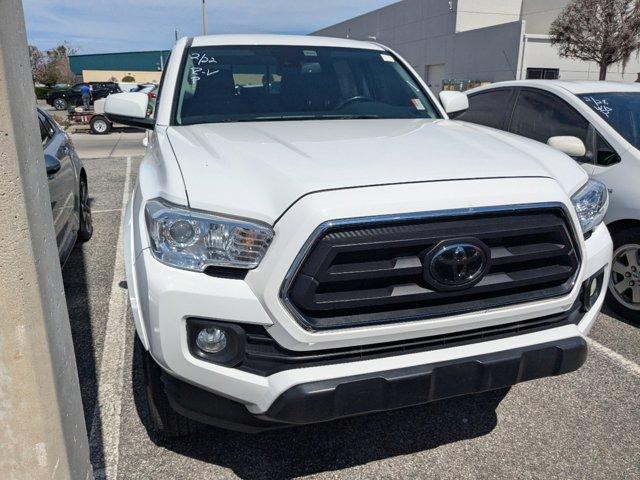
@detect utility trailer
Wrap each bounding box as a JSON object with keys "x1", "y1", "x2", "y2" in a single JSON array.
[{"x1": 68, "y1": 98, "x2": 113, "y2": 135}]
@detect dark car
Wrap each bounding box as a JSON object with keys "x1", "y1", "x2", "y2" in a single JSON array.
[
  {"x1": 38, "y1": 108, "x2": 93, "y2": 263},
  {"x1": 46, "y1": 82, "x2": 121, "y2": 110}
]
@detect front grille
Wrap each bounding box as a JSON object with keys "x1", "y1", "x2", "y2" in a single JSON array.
[
  {"x1": 240, "y1": 296, "x2": 585, "y2": 376},
  {"x1": 283, "y1": 205, "x2": 581, "y2": 331}
]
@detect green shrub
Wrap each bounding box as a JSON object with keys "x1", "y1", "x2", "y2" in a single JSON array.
[
  {"x1": 121, "y1": 75, "x2": 136, "y2": 82},
  {"x1": 34, "y1": 86, "x2": 49, "y2": 100}
]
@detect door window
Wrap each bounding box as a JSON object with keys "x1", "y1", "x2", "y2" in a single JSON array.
[
  {"x1": 509, "y1": 89, "x2": 590, "y2": 160},
  {"x1": 454, "y1": 89, "x2": 513, "y2": 129},
  {"x1": 595, "y1": 132, "x2": 621, "y2": 166},
  {"x1": 39, "y1": 119, "x2": 51, "y2": 145},
  {"x1": 38, "y1": 116, "x2": 56, "y2": 147},
  {"x1": 38, "y1": 110, "x2": 56, "y2": 147},
  {"x1": 42, "y1": 115, "x2": 56, "y2": 136}
]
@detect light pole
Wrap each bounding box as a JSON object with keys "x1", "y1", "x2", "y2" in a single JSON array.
[{"x1": 201, "y1": 0, "x2": 208, "y2": 35}]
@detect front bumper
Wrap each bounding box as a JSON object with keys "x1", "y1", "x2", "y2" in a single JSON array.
[{"x1": 163, "y1": 336, "x2": 587, "y2": 432}]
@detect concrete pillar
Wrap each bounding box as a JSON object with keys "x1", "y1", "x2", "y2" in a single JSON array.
[{"x1": 0, "y1": 1, "x2": 93, "y2": 479}]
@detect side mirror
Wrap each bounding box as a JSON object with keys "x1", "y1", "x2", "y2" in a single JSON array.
[
  {"x1": 439, "y1": 91, "x2": 469, "y2": 115},
  {"x1": 44, "y1": 154, "x2": 61, "y2": 175},
  {"x1": 105, "y1": 92, "x2": 154, "y2": 130},
  {"x1": 547, "y1": 136, "x2": 586, "y2": 158}
]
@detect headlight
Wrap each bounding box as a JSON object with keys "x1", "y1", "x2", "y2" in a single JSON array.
[
  {"x1": 571, "y1": 179, "x2": 609, "y2": 234},
  {"x1": 145, "y1": 199, "x2": 274, "y2": 272}
]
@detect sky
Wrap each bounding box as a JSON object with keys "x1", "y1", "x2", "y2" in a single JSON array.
[{"x1": 23, "y1": 0, "x2": 399, "y2": 54}]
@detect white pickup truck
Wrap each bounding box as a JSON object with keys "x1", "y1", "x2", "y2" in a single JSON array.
[{"x1": 106, "y1": 35, "x2": 612, "y2": 436}]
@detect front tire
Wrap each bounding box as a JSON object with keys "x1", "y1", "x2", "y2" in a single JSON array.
[
  {"x1": 606, "y1": 227, "x2": 640, "y2": 323},
  {"x1": 139, "y1": 336, "x2": 201, "y2": 438},
  {"x1": 53, "y1": 98, "x2": 68, "y2": 110},
  {"x1": 78, "y1": 176, "x2": 93, "y2": 242}
]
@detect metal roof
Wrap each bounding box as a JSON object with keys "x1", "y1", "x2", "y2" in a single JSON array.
[{"x1": 69, "y1": 50, "x2": 171, "y2": 74}]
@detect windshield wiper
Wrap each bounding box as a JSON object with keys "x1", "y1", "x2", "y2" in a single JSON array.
[
  {"x1": 318, "y1": 114, "x2": 381, "y2": 120},
  {"x1": 243, "y1": 114, "x2": 381, "y2": 122},
  {"x1": 252, "y1": 115, "x2": 327, "y2": 121},
  {"x1": 214, "y1": 114, "x2": 382, "y2": 123}
]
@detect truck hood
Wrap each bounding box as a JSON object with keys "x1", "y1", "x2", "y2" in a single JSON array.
[{"x1": 166, "y1": 119, "x2": 587, "y2": 224}]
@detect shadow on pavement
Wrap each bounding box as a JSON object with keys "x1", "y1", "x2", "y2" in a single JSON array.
[
  {"x1": 131, "y1": 339, "x2": 507, "y2": 480},
  {"x1": 62, "y1": 205, "x2": 106, "y2": 473},
  {"x1": 601, "y1": 304, "x2": 639, "y2": 329}
]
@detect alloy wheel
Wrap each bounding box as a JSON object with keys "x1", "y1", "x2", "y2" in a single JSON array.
[
  {"x1": 609, "y1": 243, "x2": 640, "y2": 311},
  {"x1": 92, "y1": 119, "x2": 108, "y2": 133}
]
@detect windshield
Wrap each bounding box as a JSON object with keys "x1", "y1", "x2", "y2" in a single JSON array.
[
  {"x1": 175, "y1": 45, "x2": 440, "y2": 125},
  {"x1": 579, "y1": 92, "x2": 640, "y2": 149}
]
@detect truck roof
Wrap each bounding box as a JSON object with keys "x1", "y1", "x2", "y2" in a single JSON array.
[{"x1": 190, "y1": 34, "x2": 385, "y2": 51}]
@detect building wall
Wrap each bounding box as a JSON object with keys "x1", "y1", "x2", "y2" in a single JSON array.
[
  {"x1": 520, "y1": 0, "x2": 569, "y2": 34},
  {"x1": 522, "y1": 37, "x2": 640, "y2": 82},
  {"x1": 313, "y1": 0, "x2": 524, "y2": 92},
  {"x1": 455, "y1": 0, "x2": 522, "y2": 32},
  {"x1": 450, "y1": 21, "x2": 524, "y2": 84},
  {"x1": 82, "y1": 70, "x2": 162, "y2": 83},
  {"x1": 314, "y1": 0, "x2": 640, "y2": 89},
  {"x1": 313, "y1": 0, "x2": 456, "y2": 68}
]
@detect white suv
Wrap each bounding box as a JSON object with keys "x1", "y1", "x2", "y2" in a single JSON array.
[
  {"x1": 459, "y1": 81, "x2": 640, "y2": 322},
  {"x1": 106, "y1": 35, "x2": 612, "y2": 436}
]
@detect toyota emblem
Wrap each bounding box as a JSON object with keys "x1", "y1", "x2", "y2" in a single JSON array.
[{"x1": 423, "y1": 239, "x2": 490, "y2": 291}]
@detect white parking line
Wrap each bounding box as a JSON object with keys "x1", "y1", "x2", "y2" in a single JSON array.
[
  {"x1": 89, "y1": 156, "x2": 132, "y2": 479},
  {"x1": 92, "y1": 208, "x2": 123, "y2": 215},
  {"x1": 588, "y1": 338, "x2": 640, "y2": 378}
]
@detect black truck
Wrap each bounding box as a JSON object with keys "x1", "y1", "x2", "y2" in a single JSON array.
[{"x1": 45, "y1": 82, "x2": 121, "y2": 110}]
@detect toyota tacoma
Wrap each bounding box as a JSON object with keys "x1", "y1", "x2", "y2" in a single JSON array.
[{"x1": 105, "y1": 35, "x2": 613, "y2": 436}]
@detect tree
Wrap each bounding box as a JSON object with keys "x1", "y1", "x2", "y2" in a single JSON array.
[
  {"x1": 28, "y1": 45, "x2": 46, "y2": 84},
  {"x1": 43, "y1": 42, "x2": 78, "y2": 85},
  {"x1": 28, "y1": 42, "x2": 78, "y2": 86},
  {"x1": 550, "y1": 0, "x2": 640, "y2": 80}
]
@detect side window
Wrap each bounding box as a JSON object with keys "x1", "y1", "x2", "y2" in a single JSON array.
[
  {"x1": 595, "y1": 132, "x2": 621, "y2": 166},
  {"x1": 42, "y1": 114, "x2": 56, "y2": 137},
  {"x1": 509, "y1": 90, "x2": 590, "y2": 159},
  {"x1": 454, "y1": 90, "x2": 512, "y2": 130},
  {"x1": 38, "y1": 118, "x2": 52, "y2": 146}
]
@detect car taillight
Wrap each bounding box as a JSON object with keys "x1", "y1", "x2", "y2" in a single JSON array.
[{"x1": 148, "y1": 91, "x2": 157, "y2": 99}]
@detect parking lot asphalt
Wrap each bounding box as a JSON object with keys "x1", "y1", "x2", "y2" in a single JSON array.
[
  {"x1": 69, "y1": 128, "x2": 147, "y2": 158},
  {"x1": 62, "y1": 131, "x2": 640, "y2": 480}
]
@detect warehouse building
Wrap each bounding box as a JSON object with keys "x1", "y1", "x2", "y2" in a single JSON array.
[
  {"x1": 69, "y1": 50, "x2": 171, "y2": 83},
  {"x1": 314, "y1": 0, "x2": 640, "y2": 93}
]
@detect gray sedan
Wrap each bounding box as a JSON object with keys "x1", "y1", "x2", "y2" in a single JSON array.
[{"x1": 38, "y1": 108, "x2": 92, "y2": 264}]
